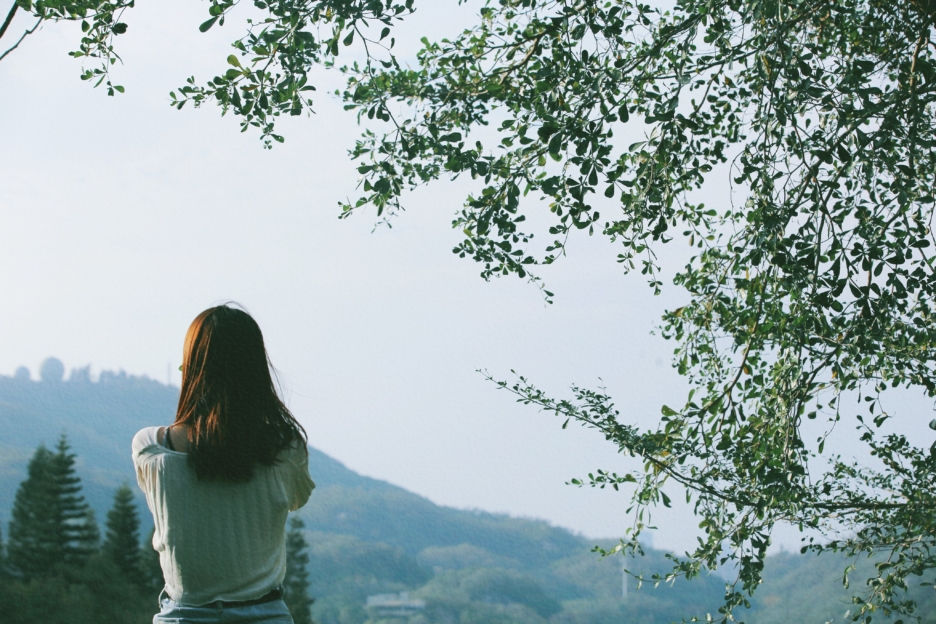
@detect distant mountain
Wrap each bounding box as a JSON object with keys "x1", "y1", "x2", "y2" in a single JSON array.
[
  {"x1": 0, "y1": 367, "x2": 737, "y2": 618},
  {"x1": 8, "y1": 366, "x2": 928, "y2": 623},
  {"x1": 0, "y1": 367, "x2": 583, "y2": 568},
  {"x1": 0, "y1": 369, "x2": 178, "y2": 531}
]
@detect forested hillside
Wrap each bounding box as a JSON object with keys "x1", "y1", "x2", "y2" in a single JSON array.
[
  {"x1": 0, "y1": 366, "x2": 176, "y2": 531},
  {"x1": 0, "y1": 364, "x2": 585, "y2": 566},
  {"x1": 1, "y1": 365, "x2": 934, "y2": 623}
]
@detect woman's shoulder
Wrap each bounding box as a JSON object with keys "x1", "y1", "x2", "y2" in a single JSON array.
[
  {"x1": 280, "y1": 435, "x2": 308, "y2": 460},
  {"x1": 278, "y1": 435, "x2": 315, "y2": 509},
  {"x1": 131, "y1": 426, "x2": 164, "y2": 458}
]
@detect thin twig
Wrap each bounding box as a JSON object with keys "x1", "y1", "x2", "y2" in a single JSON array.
[
  {"x1": 0, "y1": 17, "x2": 41, "y2": 63},
  {"x1": 498, "y1": 33, "x2": 543, "y2": 85}
]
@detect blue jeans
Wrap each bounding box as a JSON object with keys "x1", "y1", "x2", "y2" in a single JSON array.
[{"x1": 154, "y1": 588, "x2": 294, "y2": 623}]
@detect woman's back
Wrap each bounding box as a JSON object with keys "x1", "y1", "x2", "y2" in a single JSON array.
[{"x1": 133, "y1": 425, "x2": 315, "y2": 605}]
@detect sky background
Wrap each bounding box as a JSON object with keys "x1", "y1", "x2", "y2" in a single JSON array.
[{"x1": 2, "y1": 0, "x2": 934, "y2": 555}]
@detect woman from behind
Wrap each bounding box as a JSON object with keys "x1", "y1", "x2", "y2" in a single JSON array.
[{"x1": 133, "y1": 304, "x2": 315, "y2": 623}]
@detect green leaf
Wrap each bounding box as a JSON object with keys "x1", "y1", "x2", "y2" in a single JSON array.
[
  {"x1": 619, "y1": 103, "x2": 629, "y2": 122},
  {"x1": 548, "y1": 133, "x2": 562, "y2": 157},
  {"x1": 199, "y1": 17, "x2": 219, "y2": 33}
]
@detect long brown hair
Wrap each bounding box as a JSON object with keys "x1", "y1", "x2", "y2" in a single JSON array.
[{"x1": 175, "y1": 304, "x2": 307, "y2": 481}]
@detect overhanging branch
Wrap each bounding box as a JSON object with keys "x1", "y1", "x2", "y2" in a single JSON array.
[
  {"x1": 0, "y1": 2, "x2": 18, "y2": 42},
  {"x1": 0, "y1": 17, "x2": 41, "y2": 63},
  {"x1": 909, "y1": 0, "x2": 936, "y2": 27}
]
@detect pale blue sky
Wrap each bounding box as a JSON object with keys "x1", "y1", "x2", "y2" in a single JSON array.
[{"x1": 2, "y1": 0, "x2": 932, "y2": 555}]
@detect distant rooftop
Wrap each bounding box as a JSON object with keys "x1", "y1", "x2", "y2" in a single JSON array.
[{"x1": 365, "y1": 592, "x2": 426, "y2": 617}]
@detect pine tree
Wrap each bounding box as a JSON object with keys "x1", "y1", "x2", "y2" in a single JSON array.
[
  {"x1": 7, "y1": 445, "x2": 60, "y2": 579},
  {"x1": 0, "y1": 521, "x2": 7, "y2": 578},
  {"x1": 77, "y1": 507, "x2": 101, "y2": 561},
  {"x1": 103, "y1": 484, "x2": 142, "y2": 586},
  {"x1": 7, "y1": 437, "x2": 99, "y2": 579},
  {"x1": 140, "y1": 527, "x2": 165, "y2": 596},
  {"x1": 284, "y1": 516, "x2": 314, "y2": 624},
  {"x1": 51, "y1": 435, "x2": 98, "y2": 567}
]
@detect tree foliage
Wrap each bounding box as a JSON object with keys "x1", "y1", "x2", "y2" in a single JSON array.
[
  {"x1": 51, "y1": 436, "x2": 100, "y2": 567},
  {"x1": 7, "y1": 437, "x2": 99, "y2": 578},
  {"x1": 8, "y1": 444, "x2": 61, "y2": 578},
  {"x1": 9, "y1": 0, "x2": 936, "y2": 620},
  {"x1": 0, "y1": 0, "x2": 416, "y2": 145},
  {"x1": 0, "y1": 0, "x2": 134, "y2": 93},
  {"x1": 0, "y1": 551, "x2": 154, "y2": 624},
  {"x1": 333, "y1": 1, "x2": 936, "y2": 618},
  {"x1": 192, "y1": 1, "x2": 936, "y2": 619},
  {"x1": 1, "y1": 441, "x2": 152, "y2": 622},
  {"x1": 139, "y1": 526, "x2": 164, "y2": 597},
  {"x1": 285, "y1": 516, "x2": 316, "y2": 624},
  {"x1": 0, "y1": 511, "x2": 7, "y2": 578},
  {"x1": 103, "y1": 483, "x2": 142, "y2": 587}
]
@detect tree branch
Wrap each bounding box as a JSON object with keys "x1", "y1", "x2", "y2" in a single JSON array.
[
  {"x1": 0, "y1": 17, "x2": 41, "y2": 63},
  {"x1": 0, "y1": 17, "x2": 42, "y2": 61},
  {"x1": 909, "y1": 0, "x2": 936, "y2": 27},
  {"x1": 497, "y1": 34, "x2": 543, "y2": 85},
  {"x1": 0, "y1": 2, "x2": 17, "y2": 42}
]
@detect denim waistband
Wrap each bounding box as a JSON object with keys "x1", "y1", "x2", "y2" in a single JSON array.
[{"x1": 160, "y1": 586, "x2": 285, "y2": 609}]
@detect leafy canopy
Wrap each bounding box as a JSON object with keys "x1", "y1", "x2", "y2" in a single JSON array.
[
  {"x1": 9, "y1": 0, "x2": 936, "y2": 621},
  {"x1": 0, "y1": 0, "x2": 134, "y2": 93}
]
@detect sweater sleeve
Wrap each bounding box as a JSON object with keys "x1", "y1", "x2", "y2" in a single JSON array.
[
  {"x1": 131, "y1": 427, "x2": 164, "y2": 515},
  {"x1": 131, "y1": 427, "x2": 157, "y2": 491},
  {"x1": 286, "y1": 443, "x2": 315, "y2": 511}
]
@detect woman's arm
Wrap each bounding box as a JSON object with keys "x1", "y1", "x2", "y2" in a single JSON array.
[{"x1": 286, "y1": 444, "x2": 315, "y2": 511}]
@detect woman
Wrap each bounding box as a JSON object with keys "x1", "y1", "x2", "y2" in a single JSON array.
[{"x1": 133, "y1": 304, "x2": 315, "y2": 623}]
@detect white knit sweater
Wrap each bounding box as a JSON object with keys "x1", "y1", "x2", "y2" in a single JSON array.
[{"x1": 132, "y1": 426, "x2": 315, "y2": 605}]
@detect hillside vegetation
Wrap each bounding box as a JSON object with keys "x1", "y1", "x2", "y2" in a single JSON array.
[{"x1": 1, "y1": 367, "x2": 935, "y2": 623}]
